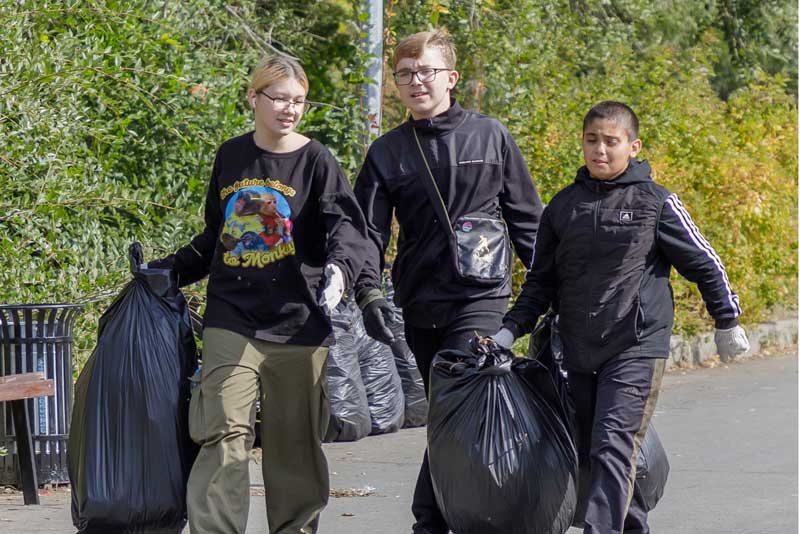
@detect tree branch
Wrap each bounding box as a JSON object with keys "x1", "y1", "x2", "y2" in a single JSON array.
[{"x1": 224, "y1": 4, "x2": 298, "y2": 59}]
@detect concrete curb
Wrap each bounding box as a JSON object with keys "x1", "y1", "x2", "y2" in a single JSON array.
[{"x1": 667, "y1": 318, "x2": 797, "y2": 370}]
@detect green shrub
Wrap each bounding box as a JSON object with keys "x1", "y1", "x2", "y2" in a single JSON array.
[
  {"x1": 1, "y1": 1, "x2": 795, "y2": 372},
  {"x1": 0, "y1": 1, "x2": 368, "y2": 369},
  {"x1": 388, "y1": 0, "x2": 797, "y2": 335}
]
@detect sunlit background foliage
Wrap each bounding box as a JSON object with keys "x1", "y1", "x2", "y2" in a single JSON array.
[{"x1": 1, "y1": 0, "x2": 795, "y2": 368}]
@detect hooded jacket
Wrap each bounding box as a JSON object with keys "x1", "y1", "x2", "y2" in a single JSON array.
[
  {"x1": 504, "y1": 160, "x2": 741, "y2": 372},
  {"x1": 354, "y1": 100, "x2": 543, "y2": 327}
]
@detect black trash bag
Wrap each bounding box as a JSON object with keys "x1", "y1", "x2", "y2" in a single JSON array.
[
  {"x1": 635, "y1": 423, "x2": 670, "y2": 511},
  {"x1": 428, "y1": 345, "x2": 578, "y2": 534},
  {"x1": 69, "y1": 243, "x2": 199, "y2": 534},
  {"x1": 324, "y1": 297, "x2": 372, "y2": 442},
  {"x1": 356, "y1": 306, "x2": 405, "y2": 435},
  {"x1": 528, "y1": 313, "x2": 670, "y2": 525},
  {"x1": 570, "y1": 423, "x2": 669, "y2": 526},
  {"x1": 388, "y1": 337, "x2": 427, "y2": 428},
  {"x1": 382, "y1": 274, "x2": 427, "y2": 428},
  {"x1": 527, "y1": 314, "x2": 573, "y2": 431}
]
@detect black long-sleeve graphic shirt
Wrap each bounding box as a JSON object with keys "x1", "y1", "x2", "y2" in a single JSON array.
[{"x1": 170, "y1": 133, "x2": 370, "y2": 346}]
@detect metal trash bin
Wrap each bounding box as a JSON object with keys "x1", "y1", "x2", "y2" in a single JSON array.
[{"x1": 0, "y1": 304, "x2": 83, "y2": 485}]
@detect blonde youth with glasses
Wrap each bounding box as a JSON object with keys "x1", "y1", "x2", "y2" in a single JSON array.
[
  {"x1": 147, "y1": 55, "x2": 371, "y2": 534},
  {"x1": 352, "y1": 29, "x2": 544, "y2": 534}
]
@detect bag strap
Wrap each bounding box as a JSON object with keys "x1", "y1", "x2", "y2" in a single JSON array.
[{"x1": 412, "y1": 127, "x2": 456, "y2": 238}]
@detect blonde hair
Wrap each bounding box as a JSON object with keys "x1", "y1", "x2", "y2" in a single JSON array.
[
  {"x1": 249, "y1": 55, "x2": 309, "y2": 94},
  {"x1": 393, "y1": 29, "x2": 456, "y2": 70}
]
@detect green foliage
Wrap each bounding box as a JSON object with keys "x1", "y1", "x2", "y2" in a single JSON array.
[
  {"x1": 713, "y1": 0, "x2": 798, "y2": 98},
  {"x1": 387, "y1": 0, "x2": 797, "y2": 333},
  {"x1": 0, "y1": 0, "x2": 795, "y2": 371},
  {"x1": 0, "y1": 1, "x2": 369, "y2": 368}
]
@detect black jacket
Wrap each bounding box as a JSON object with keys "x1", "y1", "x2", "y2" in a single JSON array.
[
  {"x1": 504, "y1": 160, "x2": 741, "y2": 372},
  {"x1": 354, "y1": 101, "x2": 543, "y2": 327},
  {"x1": 169, "y1": 134, "x2": 369, "y2": 346}
]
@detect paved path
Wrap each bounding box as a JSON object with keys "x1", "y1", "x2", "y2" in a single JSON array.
[{"x1": 0, "y1": 352, "x2": 796, "y2": 533}]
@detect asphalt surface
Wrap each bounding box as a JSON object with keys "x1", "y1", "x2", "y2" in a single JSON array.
[{"x1": 0, "y1": 351, "x2": 796, "y2": 534}]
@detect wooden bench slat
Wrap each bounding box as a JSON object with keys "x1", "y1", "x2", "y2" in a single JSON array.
[
  {"x1": 0, "y1": 373, "x2": 54, "y2": 402},
  {"x1": 0, "y1": 372, "x2": 47, "y2": 386}
]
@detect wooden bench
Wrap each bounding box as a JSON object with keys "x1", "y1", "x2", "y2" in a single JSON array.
[{"x1": 0, "y1": 372, "x2": 55, "y2": 505}]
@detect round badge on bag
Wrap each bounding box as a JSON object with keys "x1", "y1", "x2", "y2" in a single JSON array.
[{"x1": 462, "y1": 221, "x2": 473, "y2": 232}]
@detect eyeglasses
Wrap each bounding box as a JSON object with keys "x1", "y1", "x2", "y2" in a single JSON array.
[
  {"x1": 258, "y1": 91, "x2": 311, "y2": 113},
  {"x1": 392, "y1": 68, "x2": 450, "y2": 86}
]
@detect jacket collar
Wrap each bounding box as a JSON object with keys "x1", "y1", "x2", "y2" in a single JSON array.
[
  {"x1": 406, "y1": 98, "x2": 465, "y2": 135},
  {"x1": 575, "y1": 159, "x2": 653, "y2": 191}
]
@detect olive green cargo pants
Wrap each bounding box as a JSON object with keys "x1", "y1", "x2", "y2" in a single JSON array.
[{"x1": 186, "y1": 328, "x2": 330, "y2": 534}]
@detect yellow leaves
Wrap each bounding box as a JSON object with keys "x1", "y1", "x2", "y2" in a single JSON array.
[
  {"x1": 428, "y1": 0, "x2": 450, "y2": 25},
  {"x1": 159, "y1": 33, "x2": 180, "y2": 49}
]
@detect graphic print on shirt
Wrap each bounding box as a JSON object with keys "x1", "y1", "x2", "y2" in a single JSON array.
[{"x1": 220, "y1": 186, "x2": 295, "y2": 268}]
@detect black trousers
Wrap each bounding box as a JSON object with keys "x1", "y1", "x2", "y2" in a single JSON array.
[
  {"x1": 404, "y1": 308, "x2": 505, "y2": 534},
  {"x1": 569, "y1": 356, "x2": 666, "y2": 534}
]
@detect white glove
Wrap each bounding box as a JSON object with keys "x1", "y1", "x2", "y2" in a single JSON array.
[
  {"x1": 318, "y1": 264, "x2": 345, "y2": 313},
  {"x1": 714, "y1": 325, "x2": 750, "y2": 360},
  {"x1": 490, "y1": 327, "x2": 516, "y2": 350}
]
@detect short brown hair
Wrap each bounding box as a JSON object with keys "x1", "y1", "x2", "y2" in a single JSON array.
[
  {"x1": 393, "y1": 29, "x2": 456, "y2": 70},
  {"x1": 583, "y1": 101, "x2": 639, "y2": 141},
  {"x1": 249, "y1": 55, "x2": 309, "y2": 94}
]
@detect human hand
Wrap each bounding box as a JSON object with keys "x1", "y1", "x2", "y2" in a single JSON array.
[
  {"x1": 490, "y1": 327, "x2": 515, "y2": 350},
  {"x1": 361, "y1": 298, "x2": 396, "y2": 345},
  {"x1": 714, "y1": 325, "x2": 750, "y2": 361},
  {"x1": 318, "y1": 264, "x2": 345, "y2": 313}
]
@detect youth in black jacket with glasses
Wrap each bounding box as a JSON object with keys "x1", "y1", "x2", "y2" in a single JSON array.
[{"x1": 352, "y1": 29, "x2": 543, "y2": 534}]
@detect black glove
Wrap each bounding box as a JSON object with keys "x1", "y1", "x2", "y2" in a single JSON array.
[
  {"x1": 145, "y1": 255, "x2": 176, "y2": 271},
  {"x1": 361, "y1": 298, "x2": 397, "y2": 345}
]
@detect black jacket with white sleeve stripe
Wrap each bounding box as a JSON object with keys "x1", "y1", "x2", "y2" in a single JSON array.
[{"x1": 504, "y1": 160, "x2": 741, "y2": 373}]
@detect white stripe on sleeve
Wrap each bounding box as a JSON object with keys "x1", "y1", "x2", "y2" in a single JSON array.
[{"x1": 665, "y1": 194, "x2": 741, "y2": 316}]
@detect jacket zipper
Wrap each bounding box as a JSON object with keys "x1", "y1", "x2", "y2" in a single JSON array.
[{"x1": 586, "y1": 198, "x2": 601, "y2": 333}]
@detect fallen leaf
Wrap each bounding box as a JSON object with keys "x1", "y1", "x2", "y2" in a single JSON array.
[{"x1": 330, "y1": 486, "x2": 376, "y2": 498}]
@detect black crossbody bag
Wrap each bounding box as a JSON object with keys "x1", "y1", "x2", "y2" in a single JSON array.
[{"x1": 412, "y1": 127, "x2": 510, "y2": 286}]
